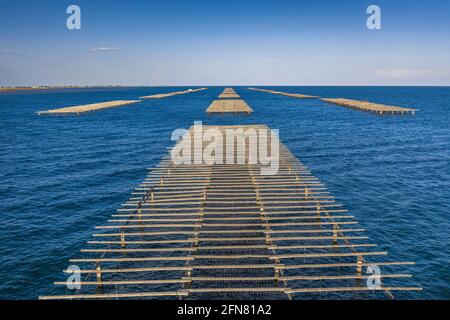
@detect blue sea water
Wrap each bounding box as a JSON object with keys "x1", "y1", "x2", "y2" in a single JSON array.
[{"x1": 0, "y1": 86, "x2": 449, "y2": 299}]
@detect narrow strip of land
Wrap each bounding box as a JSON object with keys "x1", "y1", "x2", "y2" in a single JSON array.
[{"x1": 37, "y1": 100, "x2": 141, "y2": 116}]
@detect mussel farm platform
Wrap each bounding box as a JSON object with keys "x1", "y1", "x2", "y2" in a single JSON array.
[
  {"x1": 206, "y1": 100, "x2": 253, "y2": 115},
  {"x1": 40, "y1": 125, "x2": 420, "y2": 300}
]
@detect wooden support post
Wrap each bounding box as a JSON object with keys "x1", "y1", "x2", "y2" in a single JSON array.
[
  {"x1": 265, "y1": 233, "x2": 271, "y2": 246},
  {"x1": 120, "y1": 232, "x2": 126, "y2": 248},
  {"x1": 260, "y1": 207, "x2": 266, "y2": 216},
  {"x1": 96, "y1": 265, "x2": 103, "y2": 288},
  {"x1": 274, "y1": 265, "x2": 280, "y2": 283},
  {"x1": 332, "y1": 225, "x2": 338, "y2": 244},
  {"x1": 200, "y1": 205, "x2": 205, "y2": 217},
  {"x1": 194, "y1": 236, "x2": 199, "y2": 247},
  {"x1": 356, "y1": 255, "x2": 363, "y2": 274}
]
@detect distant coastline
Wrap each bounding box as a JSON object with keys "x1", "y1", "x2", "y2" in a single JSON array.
[
  {"x1": 1, "y1": 85, "x2": 448, "y2": 93},
  {"x1": 0, "y1": 85, "x2": 139, "y2": 92}
]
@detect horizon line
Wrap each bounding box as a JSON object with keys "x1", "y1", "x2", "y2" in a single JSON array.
[{"x1": 1, "y1": 84, "x2": 450, "y2": 88}]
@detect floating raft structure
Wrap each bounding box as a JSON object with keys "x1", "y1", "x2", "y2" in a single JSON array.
[
  {"x1": 248, "y1": 87, "x2": 318, "y2": 99},
  {"x1": 219, "y1": 88, "x2": 240, "y2": 99},
  {"x1": 207, "y1": 99, "x2": 253, "y2": 115},
  {"x1": 140, "y1": 88, "x2": 208, "y2": 99},
  {"x1": 40, "y1": 124, "x2": 420, "y2": 300},
  {"x1": 320, "y1": 98, "x2": 417, "y2": 115},
  {"x1": 36, "y1": 100, "x2": 141, "y2": 116}
]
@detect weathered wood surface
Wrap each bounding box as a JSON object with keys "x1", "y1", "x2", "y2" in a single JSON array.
[
  {"x1": 321, "y1": 98, "x2": 417, "y2": 115},
  {"x1": 219, "y1": 92, "x2": 240, "y2": 99},
  {"x1": 206, "y1": 99, "x2": 253, "y2": 114},
  {"x1": 37, "y1": 100, "x2": 141, "y2": 115}
]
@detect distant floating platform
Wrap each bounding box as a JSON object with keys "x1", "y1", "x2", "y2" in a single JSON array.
[
  {"x1": 219, "y1": 93, "x2": 240, "y2": 99},
  {"x1": 321, "y1": 98, "x2": 417, "y2": 115},
  {"x1": 140, "y1": 88, "x2": 208, "y2": 99},
  {"x1": 248, "y1": 88, "x2": 319, "y2": 99},
  {"x1": 219, "y1": 88, "x2": 240, "y2": 99},
  {"x1": 36, "y1": 100, "x2": 141, "y2": 116},
  {"x1": 206, "y1": 99, "x2": 253, "y2": 115}
]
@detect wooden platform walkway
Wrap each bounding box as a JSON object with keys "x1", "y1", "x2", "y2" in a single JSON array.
[
  {"x1": 207, "y1": 99, "x2": 253, "y2": 115},
  {"x1": 37, "y1": 100, "x2": 141, "y2": 116},
  {"x1": 219, "y1": 88, "x2": 240, "y2": 99},
  {"x1": 321, "y1": 98, "x2": 417, "y2": 115},
  {"x1": 248, "y1": 88, "x2": 318, "y2": 99},
  {"x1": 140, "y1": 88, "x2": 208, "y2": 99},
  {"x1": 40, "y1": 124, "x2": 420, "y2": 300}
]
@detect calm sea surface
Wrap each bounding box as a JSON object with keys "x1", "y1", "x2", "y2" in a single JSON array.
[{"x1": 0, "y1": 86, "x2": 449, "y2": 299}]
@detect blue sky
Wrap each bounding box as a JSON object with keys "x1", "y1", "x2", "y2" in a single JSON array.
[{"x1": 0, "y1": 0, "x2": 449, "y2": 86}]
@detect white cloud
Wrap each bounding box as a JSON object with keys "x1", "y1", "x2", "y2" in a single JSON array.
[{"x1": 88, "y1": 47, "x2": 119, "y2": 52}]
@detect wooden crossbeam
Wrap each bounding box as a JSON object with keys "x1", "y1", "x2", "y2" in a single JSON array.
[
  {"x1": 81, "y1": 244, "x2": 377, "y2": 253},
  {"x1": 88, "y1": 241, "x2": 373, "y2": 249},
  {"x1": 108, "y1": 215, "x2": 354, "y2": 223},
  {"x1": 53, "y1": 274, "x2": 411, "y2": 287},
  {"x1": 93, "y1": 228, "x2": 366, "y2": 237},
  {"x1": 70, "y1": 251, "x2": 386, "y2": 263},
  {"x1": 66, "y1": 261, "x2": 415, "y2": 274},
  {"x1": 95, "y1": 221, "x2": 357, "y2": 229},
  {"x1": 39, "y1": 286, "x2": 421, "y2": 300}
]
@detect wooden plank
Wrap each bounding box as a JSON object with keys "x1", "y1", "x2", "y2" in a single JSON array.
[
  {"x1": 70, "y1": 251, "x2": 386, "y2": 263},
  {"x1": 285, "y1": 286, "x2": 422, "y2": 294},
  {"x1": 39, "y1": 291, "x2": 188, "y2": 300},
  {"x1": 68, "y1": 261, "x2": 415, "y2": 274}
]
